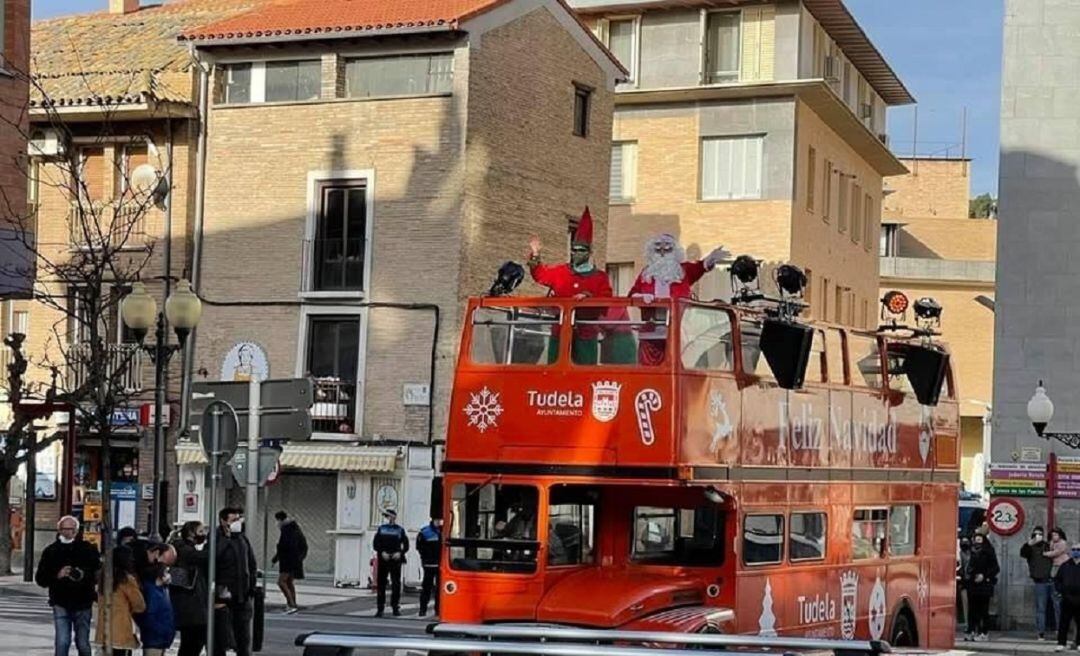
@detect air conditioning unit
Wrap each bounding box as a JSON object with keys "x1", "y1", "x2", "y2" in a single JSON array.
[
  {"x1": 824, "y1": 56, "x2": 840, "y2": 82},
  {"x1": 29, "y1": 128, "x2": 65, "y2": 158},
  {"x1": 860, "y1": 103, "x2": 873, "y2": 120}
]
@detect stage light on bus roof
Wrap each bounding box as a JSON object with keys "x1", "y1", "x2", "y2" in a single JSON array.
[
  {"x1": 774, "y1": 264, "x2": 807, "y2": 297},
  {"x1": 882, "y1": 290, "x2": 909, "y2": 316},
  {"x1": 913, "y1": 297, "x2": 942, "y2": 322}
]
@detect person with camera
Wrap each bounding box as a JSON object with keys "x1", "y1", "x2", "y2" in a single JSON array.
[
  {"x1": 169, "y1": 521, "x2": 210, "y2": 656},
  {"x1": 35, "y1": 516, "x2": 99, "y2": 656}
]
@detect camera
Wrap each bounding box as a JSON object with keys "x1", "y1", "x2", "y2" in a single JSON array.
[{"x1": 67, "y1": 567, "x2": 84, "y2": 582}]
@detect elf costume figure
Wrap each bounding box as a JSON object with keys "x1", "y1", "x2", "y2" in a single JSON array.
[
  {"x1": 629, "y1": 233, "x2": 731, "y2": 365},
  {"x1": 528, "y1": 207, "x2": 628, "y2": 364}
]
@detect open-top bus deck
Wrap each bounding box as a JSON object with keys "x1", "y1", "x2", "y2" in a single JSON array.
[{"x1": 439, "y1": 296, "x2": 959, "y2": 649}]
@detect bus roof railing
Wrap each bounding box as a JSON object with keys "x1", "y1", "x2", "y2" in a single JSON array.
[
  {"x1": 429, "y1": 623, "x2": 891, "y2": 654},
  {"x1": 295, "y1": 630, "x2": 892, "y2": 655}
]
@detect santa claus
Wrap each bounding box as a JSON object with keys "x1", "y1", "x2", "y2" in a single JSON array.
[{"x1": 630, "y1": 234, "x2": 730, "y2": 365}]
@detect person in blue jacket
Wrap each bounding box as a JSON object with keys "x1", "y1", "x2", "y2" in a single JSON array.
[
  {"x1": 135, "y1": 543, "x2": 177, "y2": 655},
  {"x1": 416, "y1": 518, "x2": 443, "y2": 617},
  {"x1": 372, "y1": 509, "x2": 409, "y2": 617}
]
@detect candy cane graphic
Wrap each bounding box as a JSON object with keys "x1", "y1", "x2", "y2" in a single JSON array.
[{"x1": 636, "y1": 388, "x2": 662, "y2": 446}]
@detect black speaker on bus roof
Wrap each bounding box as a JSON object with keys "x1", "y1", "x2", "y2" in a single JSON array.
[
  {"x1": 904, "y1": 345, "x2": 950, "y2": 406},
  {"x1": 760, "y1": 318, "x2": 814, "y2": 390},
  {"x1": 429, "y1": 476, "x2": 444, "y2": 520}
]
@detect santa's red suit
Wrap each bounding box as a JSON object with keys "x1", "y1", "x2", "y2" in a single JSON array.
[{"x1": 628, "y1": 260, "x2": 708, "y2": 300}]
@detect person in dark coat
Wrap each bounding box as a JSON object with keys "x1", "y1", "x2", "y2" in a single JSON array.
[
  {"x1": 372, "y1": 508, "x2": 409, "y2": 617},
  {"x1": 35, "y1": 516, "x2": 100, "y2": 656},
  {"x1": 416, "y1": 518, "x2": 442, "y2": 617},
  {"x1": 1022, "y1": 525, "x2": 1055, "y2": 639},
  {"x1": 271, "y1": 510, "x2": 308, "y2": 614},
  {"x1": 169, "y1": 521, "x2": 210, "y2": 656},
  {"x1": 965, "y1": 531, "x2": 1000, "y2": 642},
  {"x1": 134, "y1": 543, "x2": 177, "y2": 656},
  {"x1": 214, "y1": 507, "x2": 257, "y2": 656},
  {"x1": 1055, "y1": 544, "x2": 1080, "y2": 651}
]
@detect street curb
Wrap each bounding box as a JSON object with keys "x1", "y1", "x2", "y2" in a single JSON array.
[{"x1": 0, "y1": 584, "x2": 46, "y2": 598}]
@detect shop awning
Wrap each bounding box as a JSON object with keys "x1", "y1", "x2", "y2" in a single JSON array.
[{"x1": 174, "y1": 441, "x2": 401, "y2": 472}]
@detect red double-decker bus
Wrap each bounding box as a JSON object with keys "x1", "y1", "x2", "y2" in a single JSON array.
[{"x1": 439, "y1": 293, "x2": 959, "y2": 649}]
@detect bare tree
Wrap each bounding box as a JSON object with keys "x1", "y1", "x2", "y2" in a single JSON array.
[{"x1": 0, "y1": 63, "x2": 173, "y2": 655}]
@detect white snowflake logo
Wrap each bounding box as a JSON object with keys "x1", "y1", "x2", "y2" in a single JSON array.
[
  {"x1": 917, "y1": 567, "x2": 929, "y2": 608},
  {"x1": 464, "y1": 386, "x2": 503, "y2": 433}
]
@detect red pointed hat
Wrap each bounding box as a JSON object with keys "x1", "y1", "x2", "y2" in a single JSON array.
[{"x1": 572, "y1": 206, "x2": 594, "y2": 246}]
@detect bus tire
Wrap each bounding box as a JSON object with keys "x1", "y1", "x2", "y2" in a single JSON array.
[{"x1": 890, "y1": 610, "x2": 918, "y2": 647}]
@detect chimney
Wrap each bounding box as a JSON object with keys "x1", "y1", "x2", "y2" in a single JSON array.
[{"x1": 109, "y1": 0, "x2": 140, "y2": 14}]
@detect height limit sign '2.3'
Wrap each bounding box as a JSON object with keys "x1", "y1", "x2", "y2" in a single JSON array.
[{"x1": 987, "y1": 497, "x2": 1025, "y2": 537}]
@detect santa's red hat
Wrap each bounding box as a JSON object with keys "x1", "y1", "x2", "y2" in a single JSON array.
[{"x1": 572, "y1": 207, "x2": 594, "y2": 247}]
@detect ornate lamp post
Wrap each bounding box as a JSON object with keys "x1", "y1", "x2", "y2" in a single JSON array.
[
  {"x1": 121, "y1": 279, "x2": 202, "y2": 539},
  {"x1": 1027, "y1": 382, "x2": 1080, "y2": 449}
]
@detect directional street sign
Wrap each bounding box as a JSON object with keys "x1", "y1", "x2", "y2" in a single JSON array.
[{"x1": 190, "y1": 378, "x2": 314, "y2": 442}]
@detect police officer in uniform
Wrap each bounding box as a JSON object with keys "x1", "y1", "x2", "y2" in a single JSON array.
[
  {"x1": 416, "y1": 517, "x2": 443, "y2": 617},
  {"x1": 372, "y1": 509, "x2": 409, "y2": 617}
]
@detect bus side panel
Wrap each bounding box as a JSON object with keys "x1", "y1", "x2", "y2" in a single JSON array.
[
  {"x1": 828, "y1": 388, "x2": 854, "y2": 470},
  {"x1": 740, "y1": 385, "x2": 787, "y2": 467},
  {"x1": 678, "y1": 373, "x2": 741, "y2": 466},
  {"x1": 787, "y1": 386, "x2": 830, "y2": 468}
]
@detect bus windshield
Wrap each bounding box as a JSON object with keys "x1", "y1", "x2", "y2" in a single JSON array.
[
  {"x1": 449, "y1": 481, "x2": 540, "y2": 573},
  {"x1": 631, "y1": 505, "x2": 725, "y2": 566}
]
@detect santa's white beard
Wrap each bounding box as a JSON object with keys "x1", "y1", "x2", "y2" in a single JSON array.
[{"x1": 642, "y1": 252, "x2": 684, "y2": 285}]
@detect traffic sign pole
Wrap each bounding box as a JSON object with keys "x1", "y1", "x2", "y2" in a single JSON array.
[{"x1": 246, "y1": 377, "x2": 261, "y2": 565}]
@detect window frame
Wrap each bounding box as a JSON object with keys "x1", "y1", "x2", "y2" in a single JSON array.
[
  {"x1": 822, "y1": 158, "x2": 833, "y2": 222},
  {"x1": 301, "y1": 169, "x2": 375, "y2": 299},
  {"x1": 343, "y1": 51, "x2": 455, "y2": 99},
  {"x1": 603, "y1": 15, "x2": 641, "y2": 85},
  {"x1": 217, "y1": 58, "x2": 322, "y2": 105},
  {"x1": 851, "y1": 182, "x2": 862, "y2": 244},
  {"x1": 742, "y1": 513, "x2": 785, "y2": 567},
  {"x1": 852, "y1": 507, "x2": 889, "y2": 561},
  {"x1": 295, "y1": 303, "x2": 368, "y2": 439},
  {"x1": 700, "y1": 134, "x2": 765, "y2": 201},
  {"x1": 631, "y1": 505, "x2": 726, "y2": 566},
  {"x1": 889, "y1": 504, "x2": 919, "y2": 558},
  {"x1": 806, "y1": 145, "x2": 816, "y2": 212},
  {"x1": 573, "y1": 83, "x2": 593, "y2": 137},
  {"x1": 610, "y1": 141, "x2": 638, "y2": 204},
  {"x1": 702, "y1": 8, "x2": 742, "y2": 85},
  {"x1": 547, "y1": 486, "x2": 599, "y2": 568},
  {"x1": 789, "y1": 511, "x2": 827, "y2": 562}
]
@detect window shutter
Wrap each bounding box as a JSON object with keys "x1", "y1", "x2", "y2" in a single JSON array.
[
  {"x1": 610, "y1": 144, "x2": 623, "y2": 200},
  {"x1": 740, "y1": 7, "x2": 760, "y2": 81}
]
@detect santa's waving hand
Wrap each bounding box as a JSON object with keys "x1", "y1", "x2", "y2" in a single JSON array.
[{"x1": 629, "y1": 234, "x2": 731, "y2": 301}]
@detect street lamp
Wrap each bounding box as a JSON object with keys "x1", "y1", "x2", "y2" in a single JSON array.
[
  {"x1": 121, "y1": 279, "x2": 202, "y2": 539},
  {"x1": 1026, "y1": 381, "x2": 1080, "y2": 449}
]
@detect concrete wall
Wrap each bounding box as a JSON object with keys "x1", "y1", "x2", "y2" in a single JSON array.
[
  {"x1": 637, "y1": 9, "x2": 701, "y2": 89},
  {"x1": 773, "y1": 0, "x2": 801, "y2": 80},
  {"x1": 992, "y1": 0, "x2": 1080, "y2": 630},
  {"x1": 891, "y1": 217, "x2": 998, "y2": 261}
]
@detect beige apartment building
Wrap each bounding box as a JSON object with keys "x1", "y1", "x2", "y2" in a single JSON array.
[
  {"x1": 879, "y1": 157, "x2": 996, "y2": 491},
  {"x1": 570, "y1": 0, "x2": 911, "y2": 327},
  {"x1": 177, "y1": 0, "x2": 621, "y2": 583}
]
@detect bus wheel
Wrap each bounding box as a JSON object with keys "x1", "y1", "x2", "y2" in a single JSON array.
[
  {"x1": 890, "y1": 612, "x2": 918, "y2": 647},
  {"x1": 689, "y1": 624, "x2": 725, "y2": 651}
]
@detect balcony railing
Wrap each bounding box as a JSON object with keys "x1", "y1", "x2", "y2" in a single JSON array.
[
  {"x1": 68, "y1": 343, "x2": 145, "y2": 393},
  {"x1": 311, "y1": 377, "x2": 357, "y2": 434},
  {"x1": 879, "y1": 256, "x2": 995, "y2": 283},
  {"x1": 69, "y1": 202, "x2": 151, "y2": 250},
  {"x1": 303, "y1": 238, "x2": 365, "y2": 292}
]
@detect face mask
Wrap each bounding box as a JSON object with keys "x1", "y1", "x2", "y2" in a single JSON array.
[
  {"x1": 1072, "y1": 550, "x2": 1080, "y2": 559},
  {"x1": 960, "y1": 542, "x2": 970, "y2": 551},
  {"x1": 229, "y1": 519, "x2": 243, "y2": 534},
  {"x1": 193, "y1": 533, "x2": 207, "y2": 544},
  {"x1": 1035, "y1": 534, "x2": 1044, "y2": 541},
  {"x1": 58, "y1": 535, "x2": 74, "y2": 544}
]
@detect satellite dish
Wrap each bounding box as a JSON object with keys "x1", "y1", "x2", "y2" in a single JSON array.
[{"x1": 130, "y1": 163, "x2": 159, "y2": 195}]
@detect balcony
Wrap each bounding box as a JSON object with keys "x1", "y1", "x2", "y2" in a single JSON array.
[
  {"x1": 302, "y1": 238, "x2": 365, "y2": 294},
  {"x1": 68, "y1": 343, "x2": 145, "y2": 393},
  {"x1": 311, "y1": 377, "x2": 357, "y2": 434},
  {"x1": 69, "y1": 202, "x2": 151, "y2": 251},
  {"x1": 879, "y1": 257, "x2": 995, "y2": 284}
]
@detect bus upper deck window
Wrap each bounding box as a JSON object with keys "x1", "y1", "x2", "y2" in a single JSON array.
[
  {"x1": 847, "y1": 334, "x2": 883, "y2": 389},
  {"x1": 885, "y1": 344, "x2": 917, "y2": 396},
  {"x1": 739, "y1": 318, "x2": 773, "y2": 380},
  {"x1": 681, "y1": 306, "x2": 734, "y2": 371},
  {"x1": 572, "y1": 305, "x2": 667, "y2": 366},
  {"x1": 470, "y1": 307, "x2": 561, "y2": 365}
]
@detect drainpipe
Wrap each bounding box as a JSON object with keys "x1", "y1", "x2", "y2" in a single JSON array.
[{"x1": 180, "y1": 47, "x2": 211, "y2": 436}]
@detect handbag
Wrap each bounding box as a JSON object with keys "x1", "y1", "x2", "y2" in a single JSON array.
[{"x1": 168, "y1": 566, "x2": 197, "y2": 591}]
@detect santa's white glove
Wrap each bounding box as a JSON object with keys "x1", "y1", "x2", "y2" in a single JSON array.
[
  {"x1": 704, "y1": 245, "x2": 732, "y2": 270},
  {"x1": 634, "y1": 293, "x2": 656, "y2": 304}
]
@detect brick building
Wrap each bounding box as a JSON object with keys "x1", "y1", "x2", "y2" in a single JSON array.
[
  {"x1": 176, "y1": 0, "x2": 621, "y2": 583},
  {"x1": 879, "y1": 157, "x2": 996, "y2": 491},
  {"x1": 569, "y1": 0, "x2": 910, "y2": 327}
]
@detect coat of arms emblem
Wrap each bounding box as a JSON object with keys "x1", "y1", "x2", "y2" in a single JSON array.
[
  {"x1": 840, "y1": 570, "x2": 858, "y2": 640},
  {"x1": 591, "y1": 380, "x2": 623, "y2": 422}
]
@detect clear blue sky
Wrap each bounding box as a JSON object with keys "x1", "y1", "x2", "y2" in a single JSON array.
[{"x1": 34, "y1": 0, "x2": 1004, "y2": 196}]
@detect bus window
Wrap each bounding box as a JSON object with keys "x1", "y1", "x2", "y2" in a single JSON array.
[
  {"x1": 470, "y1": 307, "x2": 561, "y2": 365},
  {"x1": 825, "y1": 328, "x2": 846, "y2": 384},
  {"x1": 804, "y1": 330, "x2": 826, "y2": 384},
  {"x1": 884, "y1": 344, "x2": 917, "y2": 396},
  {"x1": 632, "y1": 506, "x2": 724, "y2": 566},
  {"x1": 680, "y1": 306, "x2": 734, "y2": 371},
  {"x1": 449, "y1": 482, "x2": 540, "y2": 573},
  {"x1": 852, "y1": 508, "x2": 888, "y2": 560},
  {"x1": 847, "y1": 334, "x2": 882, "y2": 388},
  {"x1": 573, "y1": 306, "x2": 665, "y2": 366},
  {"x1": 890, "y1": 505, "x2": 918, "y2": 557},
  {"x1": 739, "y1": 318, "x2": 774, "y2": 380},
  {"x1": 743, "y1": 514, "x2": 784, "y2": 566},
  {"x1": 548, "y1": 486, "x2": 598, "y2": 567},
  {"x1": 789, "y1": 512, "x2": 827, "y2": 561}
]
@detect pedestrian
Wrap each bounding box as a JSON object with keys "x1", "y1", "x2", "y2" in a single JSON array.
[
  {"x1": 35, "y1": 516, "x2": 100, "y2": 656},
  {"x1": 95, "y1": 546, "x2": 146, "y2": 656},
  {"x1": 416, "y1": 517, "x2": 442, "y2": 617},
  {"x1": 372, "y1": 508, "x2": 409, "y2": 617},
  {"x1": 134, "y1": 543, "x2": 177, "y2": 656},
  {"x1": 214, "y1": 507, "x2": 257, "y2": 656},
  {"x1": 957, "y1": 534, "x2": 972, "y2": 629},
  {"x1": 1055, "y1": 543, "x2": 1080, "y2": 652},
  {"x1": 1022, "y1": 525, "x2": 1055, "y2": 640},
  {"x1": 118, "y1": 527, "x2": 138, "y2": 548},
  {"x1": 965, "y1": 529, "x2": 999, "y2": 642},
  {"x1": 1050, "y1": 529, "x2": 1071, "y2": 630},
  {"x1": 270, "y1": 510, "x2": 308, "y2": 615},
  {"x1": 169, "y1": 521, "x2": 210, "y2": 656}
]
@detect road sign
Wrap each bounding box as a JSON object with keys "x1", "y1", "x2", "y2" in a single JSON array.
[
  {"x1": 190, "y1": 378, "x2": 314, "y2": 441},
  {"x1": 987, "y1": 497, "x2": 1025, "y2": 536},
  {"x1": 229, "y1": 447, "x2": 283, "y2": 488},
  {"x1": 987, "y1": 462, "x2": 1047, "y2": 497},
  {"x1": 199, "y1": 400, "x2": 240, "y2": 463}
]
